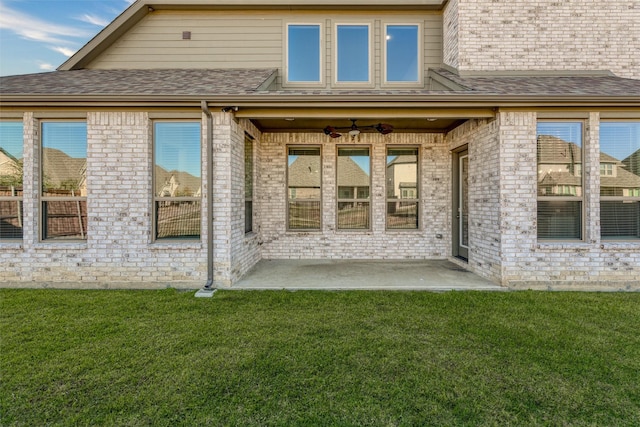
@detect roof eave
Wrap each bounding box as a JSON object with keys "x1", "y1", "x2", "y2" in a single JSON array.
[{"x1": 2, "y1": 94, "x2": 640, "y2": 108}]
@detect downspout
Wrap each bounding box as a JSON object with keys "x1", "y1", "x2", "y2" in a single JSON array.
[{"x1": 200, "y1": 100, "x2": 215, "y2": 293}]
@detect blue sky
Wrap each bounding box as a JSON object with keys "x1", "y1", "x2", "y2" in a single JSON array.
[{"x1": 0, "y1": 0, "x2": 133, "y2": 76}]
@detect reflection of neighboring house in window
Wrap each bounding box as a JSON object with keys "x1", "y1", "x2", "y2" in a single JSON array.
[
  {"x1": 387, "y1": 155, "x2": 417, "y2": 198},
  {"x1": 337, "y1": 156, "x2": 369, "y2": 199},
  {"x1": 537, "y1": 136, "x2": 582, "y2": 196},
  {"x1": 0, "y1": 148, "x2": 22, "y2": 187},
  {"x1": 605, "y1": 148, "x2": 640, "y2": 196},
  {"x1": 42, "y1": 148, "x2": 87, "y2": 196},
  {"x1": 155, "y1": 166, "x2": 201, "y2": 197},
  {"x1": 538, "y1": 136, "x2": 640, "y2": 196},
  {"x1": 287, "y1": 155, "x2": 322, "y2": 199}
]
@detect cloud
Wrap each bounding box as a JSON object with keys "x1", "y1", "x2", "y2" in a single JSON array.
[
  {"x1": 39, "y1": 63, "x2": 56, "y2": 71},
  {"x1": 50, "y1": 46, "x2": 77, "y2": 57},
  {"x1": 0, "y1": 2, "x2": 91, "y2": 45},
  {"x1": 77, "y1": 13, "x2": 110, "y2": 28}
]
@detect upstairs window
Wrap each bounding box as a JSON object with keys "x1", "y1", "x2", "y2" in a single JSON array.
[
  {"x1": 336, "y1": 24, "x2": 371, "y2": 84},
  {"x1": 536, "y1": 122, "x2": 583, "y2": 240},
  {"x1": 153, "y1": 122, "x2": 201, "y2": 241},
  {"x1": 0, "y1": 121, "x2": 23, "y2": 241},
  {"x1": 384, "y1": 24, "x2": 420, "y2": 84},
  {"x1": 286, "y1": 24, "x2": 321, "y2": 84},
  {"x1": 600, "y1": 121, "x2": 640, "y2": 240},
  {"x1": 41, "y1": 121, "x2": 87, "y2": 241}
]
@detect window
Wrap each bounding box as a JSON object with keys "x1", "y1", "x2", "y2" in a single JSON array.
[
  {"x1": 288, "y1": 147, "x2": 321, "y2": 230},
  {"x1": 537, "y1": 122, "x2": 583, "y2": 240},
  {"x1": 386, "y1": 147, "x2": 419, "y2": 229},
  {"x1": 600, "y1": 121, "x2": 640, "y2": 240},
  {"x1": 41, "y1": 122, "x2": 87, "y2": 241},
  {"x1": 336, "y1": 24, "x2": 370, "y2": 83},
  {"x1": 153, "y1": 122, "x2": 201, "y2": 240},
  {"x1": 244, "y1": 135, "x2": 254, "y2": 234},
  {"x1": 286, "y1": 24, "x2": 321, "y2": 84},
  {"x1": 0, "y1": 121, "x2": 23, "y2": 241},
  {"x1": 600, "y1": 163, "x2": 614, "y2": 176},
  {"x1": 337, "y1": 147, "x2": 370, "y2": 230},
  {"x1": 384, "y1": 24, "x2": 420, "y2": 83}
]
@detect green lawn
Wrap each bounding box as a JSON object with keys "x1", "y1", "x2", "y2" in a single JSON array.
[{"x1": 1, "y1": 289, "x2": 639, "y2": 426}]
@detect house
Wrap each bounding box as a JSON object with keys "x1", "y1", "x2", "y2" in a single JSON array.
[{"x1": 0, "y1": 0, "x2": 638, "y2": 289}]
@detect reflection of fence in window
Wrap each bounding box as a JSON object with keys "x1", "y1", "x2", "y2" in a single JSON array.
[
  {"x1": 288, "y1": 201, "x2": 320, "y2": 230},
  {"x1": 0, "y1": 186, "x2": 23, "y2": 239},
  {"x1": 42, "y1": 200, "x2": 87, "y2": 240},
  {"x1": 155, "y1": 200, "x2": 201, "y2": 239},
  {"x1": 338, "y1": 202, "x2": 369, "y2": 229},
  {"x1": 386, "y1": 201, "x2": 418, "y2": 229}
]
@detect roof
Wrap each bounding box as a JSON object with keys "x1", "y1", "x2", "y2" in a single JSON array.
[
  {"x1": 0, "y1": 69, "x2": 277, "y2": 96},
  {"x1": 430, "y1": 68, "x2": 640, "y2": 97}
]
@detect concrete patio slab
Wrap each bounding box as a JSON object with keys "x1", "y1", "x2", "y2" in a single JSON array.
[{"x1": 233, "y1": 259, "x2": 505, "y2": 291}]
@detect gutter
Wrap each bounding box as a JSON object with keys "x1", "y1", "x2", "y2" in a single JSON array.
[
  {"x1": 2, "y1": 94, "x2": 640, "y2": 108},
  {"x1": 196, "y1": 100, "x2": 216, "y2": 297}
]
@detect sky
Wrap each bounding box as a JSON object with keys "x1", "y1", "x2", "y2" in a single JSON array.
[{"x1": 0, "y1": 0, "x2": 134, "y2": 77}]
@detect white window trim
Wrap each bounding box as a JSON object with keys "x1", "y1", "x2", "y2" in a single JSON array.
[
  {"x1": 382, "y1": 23, "x2": 423, "y2": 87},
  {"x1": 333, "y1": 22, "x2": 374, "y2": 88},
  {"x1": 284, "y1": 23, "x2": 324, "y2": 88}
]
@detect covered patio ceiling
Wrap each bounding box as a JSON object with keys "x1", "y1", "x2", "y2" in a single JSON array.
[{"x1": 235, "y1": 107, "x2": 495, "y2": 133}]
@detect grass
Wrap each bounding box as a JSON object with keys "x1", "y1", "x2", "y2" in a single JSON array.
[{"x1": 1, "y1": 289, "x2": 640, "y2": 426}]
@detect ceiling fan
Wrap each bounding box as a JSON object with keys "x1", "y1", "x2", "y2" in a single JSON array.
[{"x1": 323, "y1": 119, "x2": 394, "y2": 139}]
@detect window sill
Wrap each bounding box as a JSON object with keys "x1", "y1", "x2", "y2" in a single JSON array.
[
  {"x1": 150, "y1": 241, "x2": 203, "y2": 250},
  {"x1": 600, "y1": 241, "x2": 640, "y2": 250},
  {"x1": 0, "y1": 241, "x2": 23, "y2": 249},
  {"x1": 536, "y1": 241, "x2": 591, "y2": 251},
  {"x1": 34, "y1": 242, "x2": 88, "y2": 250}
]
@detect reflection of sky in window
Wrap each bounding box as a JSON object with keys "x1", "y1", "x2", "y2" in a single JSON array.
[
  {"x1": 288, "y1": 25, "x2": 320, "y2": 82},
  {"x1": 0, "y1": 122, "x2": 23, "y2": 159},
  {"x1": 154, "y1": 122, "x2": 201, "y2": 178},
  {"x1": 537, "y1": 122, "x2": 582, "y2": 146},
  {"x1": 386, "y1": 25, "x2": 418, "y2": 82},
  {"x1": 42, "y1": 122, "x2": 87, "y2": 158},
  {"x1": 337, "y1": 25, "x2": 369, "y2": 82},
  {"x1": 600, "y1": 122, "x2": 640, "y2": 162},
  {"x1": 339, "y1": 148, "x2": 370, "y2": 174}
]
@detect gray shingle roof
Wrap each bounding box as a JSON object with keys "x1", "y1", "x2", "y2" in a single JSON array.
[
  {"x1": 0, "y1": 69, "x2": 277, "y2": 95},
  {"x1": 430, "y1": 68, "x2": 640, "y2": 96},
  {"x1": 1, "y1": 67, "x2": 638, "y2": 98}
]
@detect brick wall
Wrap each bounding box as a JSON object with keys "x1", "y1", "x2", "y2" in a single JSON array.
[
  {"x1": 446, "y1": 118, "x2": 502, "y2": 283},
  {"x1": 497, "y1": 112, "x2": 640, "y2": 289},
  {"x1": 442, "y1": 0, "x2": 459, "y2": 69},
  {"x1": 0, "y1": 112, "x2": 208, "y2": 288},
  {"x1": 453, "y1": 0, "x2": 640, "y2": 79},
  {"x1": 258, "y1": 132, "x2": 451, "y2": 261}
]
